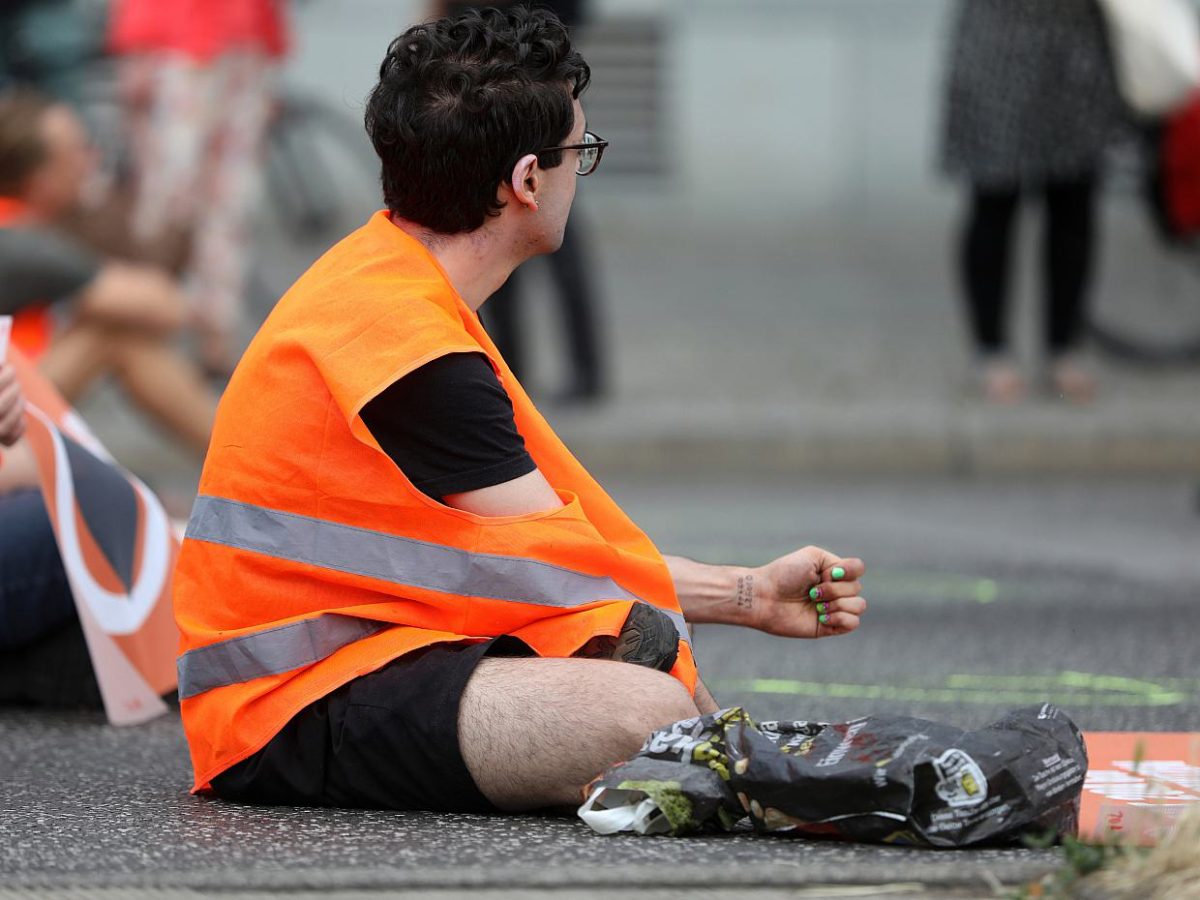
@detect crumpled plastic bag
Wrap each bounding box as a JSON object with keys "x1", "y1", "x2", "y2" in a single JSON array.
[
  {"x1": 579, "y1": 758, "x2": 740, "y2": 835},
  {"x1": 579, "y1": 704, "x2": 1087, "y2": 847}
]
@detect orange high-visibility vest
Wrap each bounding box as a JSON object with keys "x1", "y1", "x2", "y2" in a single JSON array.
[
  {"x1": 175, "y1": 210, "x2": 697, "y2": 791},
  {"x1": 0, "y1": 197, "x2": 56, "y2": 360}
]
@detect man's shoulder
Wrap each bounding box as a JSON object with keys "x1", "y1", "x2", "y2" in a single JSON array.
[
  {"x1": 284, "y1": 215, "x2": 457, "y2": 313},
  {"x1": 260, "y1": 226, "x2": 475, "y2": 371}
]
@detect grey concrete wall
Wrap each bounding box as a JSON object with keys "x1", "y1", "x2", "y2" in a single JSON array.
[
  {"x1": 286, "y1": 0, "x2": 957, "y2": 224},
  {"x1": 670, "y1": 0, "x2": 953, "y2": 221}
]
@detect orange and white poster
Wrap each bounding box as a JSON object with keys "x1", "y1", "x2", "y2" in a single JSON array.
[
  {"x1": 1081, "y1": 732, "x2": 1200, "y2": 845},
  {"x1": 6, "y1": 346, "x2": 178, "y2": 725}
]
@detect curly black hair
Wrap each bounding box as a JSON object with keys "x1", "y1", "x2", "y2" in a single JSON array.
[{"x1": 365, "y1": 5, "x2": 590, "y2": 235}]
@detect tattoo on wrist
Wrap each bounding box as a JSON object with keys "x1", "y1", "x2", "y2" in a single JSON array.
[{"x1": 735, "y1": 574, "x2": 754, "y2": 611}]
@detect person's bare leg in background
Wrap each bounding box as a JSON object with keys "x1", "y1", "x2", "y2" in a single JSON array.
[{"x1": 40, "y1": 321, "x2": 216, "y2": 455}]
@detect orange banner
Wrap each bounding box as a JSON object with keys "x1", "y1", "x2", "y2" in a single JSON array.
[
  {"x1": 7, "y1": 346, "x2": 178, "y2": 725},
  {"x1": 1081, "y1": 732, "x2": 1200, "y2": 845}
]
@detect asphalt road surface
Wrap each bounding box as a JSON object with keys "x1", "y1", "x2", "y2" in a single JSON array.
[
  {"x1": 3, "y1": 475, "x2": 1197, "y2": 898},
  {"x1": 619, "y1": 475, "x2": 1200, "y2": 734}
]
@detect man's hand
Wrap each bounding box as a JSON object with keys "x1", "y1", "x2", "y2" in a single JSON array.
[
  {"x1": 748, "y1": 546, "x2": 866, "y2": 639},
  {"x1": 665, "y1": 548, "x2": 866, "y2": 639},
  {"x1": 0, "y1": 363, "x2": 26, "y2": 447}
]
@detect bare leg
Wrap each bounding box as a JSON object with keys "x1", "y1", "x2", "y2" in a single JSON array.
[
  {"x1": 190, "y1": 51, "x2": 272, "y2": 375},
  {"x1": 458, "y1": 657, "x2": 700, "y2": 811},
  {"x1": 110, "y1": 334, "x2": 216, "y2": 454},
  {"x1": 39, "y1": 322, "x2": 216, "y2": 455},
  {"x1": 38, "y1": 322, "x2": 124, "y2": 404}
]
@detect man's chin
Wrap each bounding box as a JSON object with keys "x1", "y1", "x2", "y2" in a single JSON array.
[
  {"x1": 544, "y1": 227, "x2": 567, "y2": 255},
  {"x1": 522, "y1": 223, "x2": 566, "y2": 259}
]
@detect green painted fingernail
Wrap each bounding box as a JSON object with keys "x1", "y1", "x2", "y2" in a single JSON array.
[
  {"x1": 817, "y1": 601, "x2": 827, "y2": 614},
  {"x1": 832, "y1": 567, "x2": 846, "y2": 581},
  {"x1": 809, "y1": 587, "x2": 821, "y2": 600},
  {"x1": 819, "y1": 614, "x2": 829, "y2": 625}
]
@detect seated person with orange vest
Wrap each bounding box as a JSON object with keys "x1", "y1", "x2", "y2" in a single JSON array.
[
  {"x1": 174, "y1": 7, "x2": 869, "y2": 813},
  {"x1": 0, "y1": 90, "x2": 215, "y2": 456}
]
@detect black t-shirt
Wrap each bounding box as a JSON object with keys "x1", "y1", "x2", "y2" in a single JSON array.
[{"x1": 360, "y1": 352, "x2": 536, "y2": 500}]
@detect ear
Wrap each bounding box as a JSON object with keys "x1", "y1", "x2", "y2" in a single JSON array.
[{"x1": 509, "y1": 153, "x2": 541, "y2": 212}]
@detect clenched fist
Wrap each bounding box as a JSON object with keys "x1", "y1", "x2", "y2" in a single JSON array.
[{"x1": 747, "y1": 545, "x2": 867, "y2": 639}]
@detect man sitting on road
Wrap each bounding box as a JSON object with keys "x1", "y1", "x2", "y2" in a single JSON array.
[
  {"x1": 174, "y1": 7, "x2": 868, "y2": 813},
  {"x1": 0, "y1": 90, "x2": 216, "y2": 456}
]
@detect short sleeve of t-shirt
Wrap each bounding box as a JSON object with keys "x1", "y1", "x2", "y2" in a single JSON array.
[
  {"x1": 360, "y1": 352, "x2": 537, "y2": 499},
  {"x1": 0, "y1": 226, "x2": 101, "y2": 315}
]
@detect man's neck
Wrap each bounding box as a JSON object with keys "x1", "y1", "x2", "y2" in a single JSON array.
[{"x1": 389, "y1": 213, "x2": 519, "y2": 312}]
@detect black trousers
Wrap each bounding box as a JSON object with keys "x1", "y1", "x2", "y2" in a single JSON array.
[
  {"x1": 484, "y1": 217, "x2": 603, "y2": 395},
  {"x1": 0, "y1": 490, "x2": 101, "y2": 709},
  {"x1": 960, "y1": 175, "x2": 1098, "y2": 356}
]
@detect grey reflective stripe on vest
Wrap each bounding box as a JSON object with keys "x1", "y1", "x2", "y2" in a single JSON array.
[
  {"x1": 177, "y1": 614, "x2": 388, "y2": 700},
  {"x1": 178, "y1": 495, "x2": 690, "y2": 699}
]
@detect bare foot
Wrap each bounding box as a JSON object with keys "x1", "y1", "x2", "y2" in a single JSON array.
[
  {"x1": 975, "y1": 358, "x2": 1026, "y2": 405},
  {"x1": 1049, "y1": 358, "x2": 1096, "y2": 404}
]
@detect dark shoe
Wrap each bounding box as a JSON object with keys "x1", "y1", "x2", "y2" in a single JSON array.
[{"x1": 573, "y1": 603, "x2": 678, "y2": 673}]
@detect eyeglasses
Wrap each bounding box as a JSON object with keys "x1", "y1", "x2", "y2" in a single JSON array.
[{"x1": 537, "y1": 130, "x2": 608, "y2": 176}]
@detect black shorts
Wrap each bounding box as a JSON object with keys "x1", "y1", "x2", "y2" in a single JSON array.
[{"x1": 210, "y1": 636, "x2": 530, "y2": 812}]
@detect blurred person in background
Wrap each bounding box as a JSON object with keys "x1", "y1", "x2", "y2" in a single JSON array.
[
  {"x1": 110, "y1": 0, "x2": 290, "y2": 376},
  {"x1": 0, "y1": 89, "x2": 216, "y2": 455},
  {"x1": 0, "y1": 0, "x2": 195, "y2": 295},
  {"x1": 942, "y1": 0, "x2": 1128, "y2": 404},
  {"x1": 429, "y1": 0, "x2": 606, "y2": 404}
]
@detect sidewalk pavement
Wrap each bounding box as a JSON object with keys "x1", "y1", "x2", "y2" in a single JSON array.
[
  {"x1": 79, "y1": 199, "x2": 1200, "y2": 492},
  {"x1": 541, "y1": 202, "x2": 1200, "y2": 478}
]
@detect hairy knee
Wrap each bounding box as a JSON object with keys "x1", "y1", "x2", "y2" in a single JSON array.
[
  {"x1": 649, "y1": 676, "x2": 701, "y2": 726},
  {"x1": 617, "y1": 670, "x2": 699, "y2": 748}
]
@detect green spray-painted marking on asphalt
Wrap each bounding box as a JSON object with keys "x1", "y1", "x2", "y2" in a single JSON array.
[
  {"x1": 973, "y1": 578, "x2": 999, "y2": 604},
  {"x1": 711, "y1": 670, "x2": 1192, "y2": 708},
  {"x1": 866, "y1": 572, "x2": 1004, "y2": 603},
  {"x1": 944, "y1": 672, "x2": 1192, "y2": 695}
]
